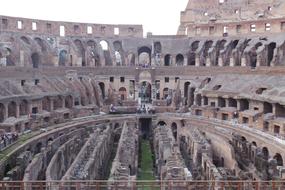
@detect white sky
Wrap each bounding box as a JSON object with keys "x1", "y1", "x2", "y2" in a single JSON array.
[{"x1": 0, "y1": 0, "x2": 188, "y2": 35}]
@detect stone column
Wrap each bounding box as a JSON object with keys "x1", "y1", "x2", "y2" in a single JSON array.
[
  {"x1": 195, "y1": 57, "x2": 200, "y2": 66},
  {"x1": 16, "y1": 103, "x2": 20, "y2": 118},
  {"x1": 237, "y1": 100, "x2": 241, "y2": 111}
]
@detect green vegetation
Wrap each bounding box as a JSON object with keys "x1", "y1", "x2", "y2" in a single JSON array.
[{"x1": 138, "y1": 139, "x2": 155, "y2": 180}]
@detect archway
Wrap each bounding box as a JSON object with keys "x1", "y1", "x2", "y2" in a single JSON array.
[
  {"x1": 65, "y1": 95, "x2": 73, "y2": 109},
  {"x1": 138, "y1": 46, "x2": 151, "y2": 67},
  {"x1": 127, "y1": 53, "x2": 135, "y2": 66},
  {"x1": 163, "y1": 88, "x2": 169, "y2": 99},
  {"x1": 19, "y1": 100, "x2": 28, "y2": 116},
  {"x1": 31, "y1": 52, "x2": 40, "y2": 68},
  {"x1": 42, "y1": 97, "x2": 51, "y2": 111},
  {"x1": 157, "y1": 121, "x2": 167, "y2": 126},
  {"x1": 0, "y1": 103, "x2": 5, "y2": 122},
  {"x1": 184, "y1": 82, "x2": 190, "y2": 105},
  {"x1": 74, "y1": 39, "x2": 86, "y2": 66},
  {"x1": 139, "y1": 81, "x2": 152, "y2": 103},
  {"x1": 59, "y1": 50, "x2": 68, "y2": 66},
  {"x1": 98, "y1": 82, "x2": 105, "y2": 99},
  {"x1": 176, "y1": 54, "x2": 184, "y2": 66},
  {"x1": 262, "y1": 147, "x2": 269, "y2": 160},
  {"x1": 171, "y1": 122, "x2": 178, "y2": 141},
  {"x1": 273, "y1": 153, "x2": 283, "y2": 166},
  {"x1": 267, "y1": 42, "x2": 276, "y2": 66},
  {"x1": 164, "y1": 54, "x2": 171, "y2": 66},
  {"x1": 119, "y1": 87, "x2": 127, "y2": 100},
  {"x1": 54, "y1": 96, "x2": 63, "y2": 110},
  {"x1": 8, "y1": 101, "x2": 17, "y2": 118}
]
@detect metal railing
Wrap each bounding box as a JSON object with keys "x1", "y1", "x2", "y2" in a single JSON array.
[{"x1": 0, "y1": 180, "x2": 285, "y2": 190}]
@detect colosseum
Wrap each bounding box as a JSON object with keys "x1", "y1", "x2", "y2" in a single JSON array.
[{"x1": 0, "y1": 0, "x2": 285, "y2": 189}]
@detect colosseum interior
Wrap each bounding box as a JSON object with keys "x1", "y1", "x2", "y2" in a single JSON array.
[{"x1": 0, "y1": 0, "x2": 285, "y2": 189}]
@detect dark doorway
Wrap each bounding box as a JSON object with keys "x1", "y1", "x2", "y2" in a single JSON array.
[{"x1": 139, "y1": 118, "x2": 152, "y2": 139}]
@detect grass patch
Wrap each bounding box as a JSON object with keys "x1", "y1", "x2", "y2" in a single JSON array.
[{"x1": 138, "y1": 139, "x2": 156, "y2": 180}]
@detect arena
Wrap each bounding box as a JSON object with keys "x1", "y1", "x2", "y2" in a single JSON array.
[{"x1": 0, "y1": 0, "x2": 285, "y2": 189}]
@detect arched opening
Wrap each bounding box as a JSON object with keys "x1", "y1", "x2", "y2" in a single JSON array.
[
  {"x1": 31, "y1": 52, "x2": 40, "y2": 68},
  {"x1": 21, "y1": 36, "x2": 30, "y2": 45},
  {"x1": 273, "y1": 153, "x2": 283, "y2": 166},
  {"x1": 74, "y1": 39, "x2": 86, "y2": 67},
  {"x1": 100, "y1": 40, "x2": 112, "y2": 66},
  {"x1": 176, "y1": 54, "x2": 184, "y2": 66},
  {"x1": 228, "y1": 98, "x2": 237, "y2": 107},
  {"x1": 164, "y1": 54, "x2": 171, "y2": 66},
  {"x1": 47, "y1": 138, "x2": 53, "y2": 145},
  {"x1": 100, "y1": 40, "x2": 109, "y2": 51},
  {"x1": 127, "y1": 53, "x2": 135, "y2": 66},
  {"x1": 157, "y1": 121, "x2": 167, "y2": 126},
  {"x1": 188, "y1": 41, "x2": 200, "y2": 66},
  {"x1": 8, "y1": 101, "x2": 17, "y2": 118},
  {"x1": 240, "y1": 99, "x2": 249, "y2": 111},
  {"x1": 163, "y1": 88, "x2": 169, "y2": 99},
  {"x1": 65, "y1": 95, "x2": 73, "y2": 109},
  {"x1": 6, "y1": 48, "x2": 15, "y2": 66},
  {"x1": 34, "y1": 38, "x2": 47, "y2": 52},
  {"x1": 35, "y1": 142, "x2": 42, "y2": 154},
  {"x1": 19, "y1": 100, "x2": 28, "y2": 116},
  {"x1": 184, "y1": 82, "x2": 190, "y2": 105},
  {"x1": 119, "y1": 87, "x2": 127, "y2": 100},
  {"x1": 42, "y1": 97, "x2": 51, "y2": 111},
  {"x1": 98, "y1": 82, "x2": 105, "y2": 99},
  {"x1": 218, "y1": 97, "x2": 226, "y2": 107},
  {"x1": 196, "y1": 94, "x2": 202, "y2": 106},
  {"x1": 139, "y1": 81, "x2": 152, "y2": 103},
  {"x1": 264, "y1": 102, "x2": 273, "y2": 114},
  {"x1": 0, "y1": 103, "x2": 5, "y2": 122},
  {"x1": 154, "y1": 42, "x2": 162, "y2": 64},
  {"x1": 87, "y1": 40, "x2": 100, "y2": 67},
  {"x1": 115, "y1": 51, "x2": 122, "y2": 66},
  {"x1": 267, "y1": 42, "x2": 276, "y2": 66},
  {"x1": 54, "y1": 96, "x2": 63, "y2": 110},
  {"x1": 171, "y1": 122, "x2": 178, "y2": 141},
  {"x1": 220, "y1": 157, "x2": 225, "y2": 167},
  {"x1": 59, "y1": 50, "x2": 68, "y2": 66},
  {"x1": 138, "y1": 46, "x2": 151, "y2": 67},
  {"x1": 262, "y1": 147, "x2": 269, "y2": 160},
  {"x1": 201, "y1": 41, "x2": 213, "y2": 66}
]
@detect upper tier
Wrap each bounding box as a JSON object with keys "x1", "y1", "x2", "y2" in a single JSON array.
[{"x1": 0, "y1": 15, "x2": 143, "y2": 38}]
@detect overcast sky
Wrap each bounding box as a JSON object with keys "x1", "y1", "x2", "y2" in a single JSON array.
[{"x1": 0, "y1": 0, "x2": 188, "y2": 35}]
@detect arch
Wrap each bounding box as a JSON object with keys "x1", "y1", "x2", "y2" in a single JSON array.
[
  {"x1": 31, "y1": 52, "x2": 40, "y2": 68},
  {"x1": 262, "y1": 147, "x2": 269, "y2": 160},
  {"x1": 87, "y1": 40, "x2": 96, "y2": 47},
  {"x1": 267, "y1": 42, "x2": 276, "y2": 66},
  {"x1": 196, "y1": 94, "x2": 202, "y2": 106},
  {"x1": 228, "y1": 98, "x2": 237, "y2": 107},
  {"x1": 42, "y1": 97, "x2": 51, "y2": 111},
  {"x1": 119, "y1": 87, "x2": 127, "y2": 100},
  {"x1": 138, "y1": 46, "x2": 151, "y2": 66},
  {"x1": 191, "y1": 41, "x2": 200, "y2": 51},
  {"x1": 163, "y1": 88, "x2": 169, "y2": 99},
  {"x1": 5, "y1": 48, "x2": 15, "y2": 66},
  {"x1": 74, "y1": 39, "x2": 86, "y2": 66},
  {"x1": 139, "y1": 81, "x2": 152, "y2": 103},
  {"x1": 154, "y1": 42, "x2": 162, "y2": 54},
  {"x1": 184, "y1": 82, "x2": 191, "y2": 99},
  {"x1": 187, "y1": 52, "x2": 196, "y2": 65},
  {"x1": 65, "y1": 95, "x2": 73, "y2": 109},
  {"x1": 176, "y1": 54, "x2": 184, "y2": 66},
  {"x1": 171, "y1": 122, "x2": 178, "y2": 141},
  {"x1": 252, "y1": 141, "x2": 257, "y2": 146},
  {"x1": 232, "y1": 40, "x2": 239, "y2": 49},
  {"x1": 0, "y1": 103, "x2": 5, "y2": 122},
  {"x1": 34, "y1": 37, "x2": 47, "y2": 52},
  {"x1": 35, "y1": 142, "x2": 42, "y2": 154},
  {"x1": 157, "y1": 121, "x2": 167, "y2": 126},
  {"x1": 100, "y1": 40, "x2": 109, "y2": 51},
  {"x1": 54, "y1": 96, "x2": 63, "y2": 110},
  {"x1": 273, "y1": 153, "x2": 283, "y2": 166},
  {"x1": 127, "y1": 53, "x2": 135, "y2": 66},
  {"x1": 98, "y1": 82, "x2": 105, "y2": 99},
  {"x1": 8, "y1": 101, "x2": 17, "y2": 118},
  {"x1": 19, "y1": 100, "x2": 28, "y2": 116},
  {"x1": 20, "y1": 36, "x2": 30, "y2": 45},
  {"x1": 164, "y1": 54, "x2": 171, "y2": 66},
  {"x1": 59, "y1": 50, "x2": 68, "y2": 66}
]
